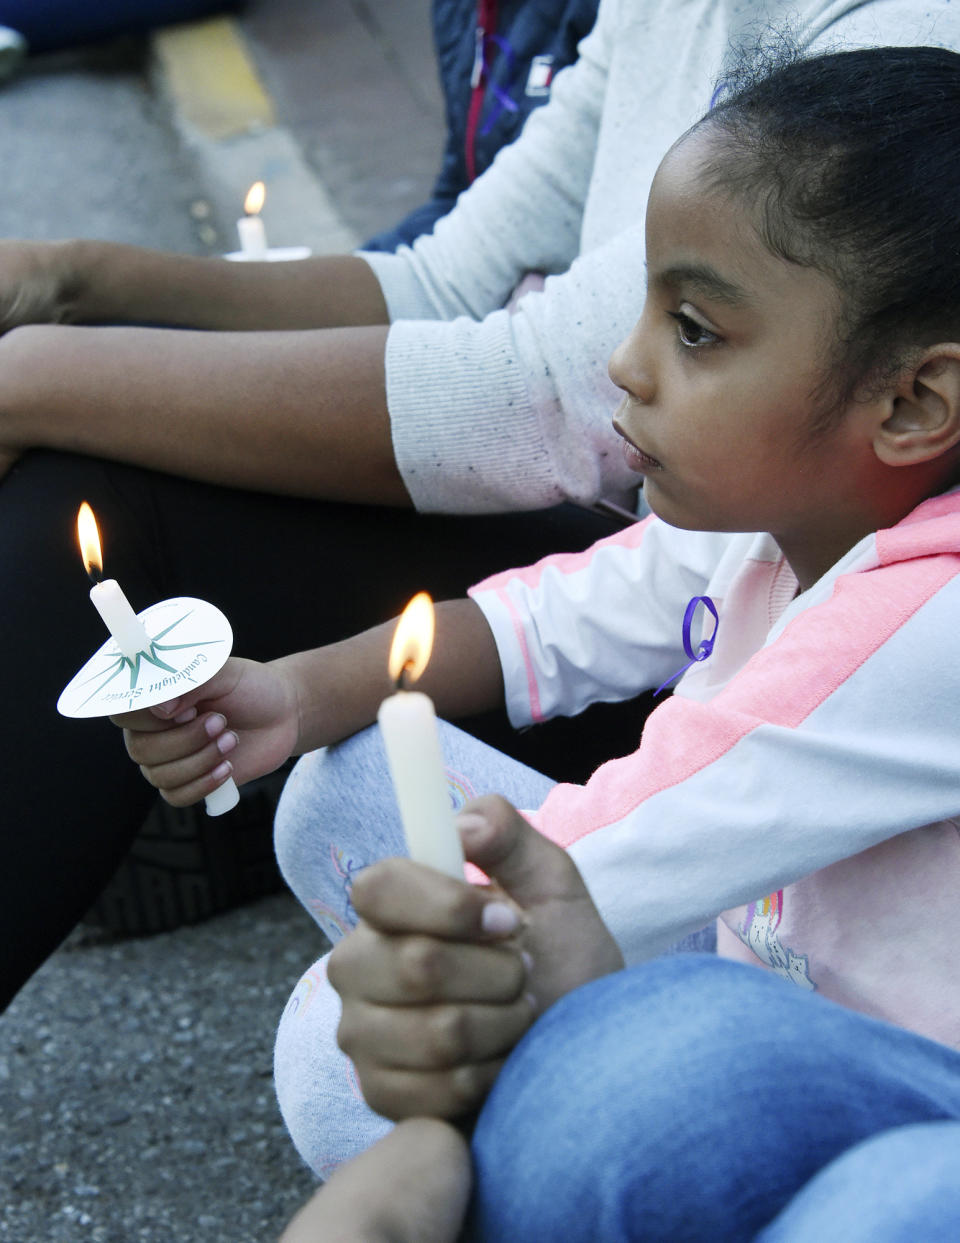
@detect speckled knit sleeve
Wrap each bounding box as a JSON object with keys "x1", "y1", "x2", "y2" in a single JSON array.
[{"x1": 360, "y1": 0, "x2": 642, "y2": 514}]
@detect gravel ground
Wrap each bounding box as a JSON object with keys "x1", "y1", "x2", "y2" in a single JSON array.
[{"x1": 1, "y1": 894, "x2": 327, "y2": 1243}]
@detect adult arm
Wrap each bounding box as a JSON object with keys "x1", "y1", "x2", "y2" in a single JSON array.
[
  {"x1": 0, "y1": 237, "x2": 402, "y2": 498},
  {"x1": 0, "y1": 320, "x2": 404, "y2": 501},
  {"x1": 0, "y1": 240, "x2": 388, "y2": 332}
]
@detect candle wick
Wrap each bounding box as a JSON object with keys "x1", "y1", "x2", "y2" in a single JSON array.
[
  {"x1": 397, "y1": 663, "x2": 414, "y2": 692},
  {"x1": 86, "y1": 568, "x2": 103, "y2": 586}
]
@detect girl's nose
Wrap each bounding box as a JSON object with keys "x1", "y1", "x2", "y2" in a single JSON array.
[{"x1": 608, "y1": 320, "x2": 655, "y2": 404}]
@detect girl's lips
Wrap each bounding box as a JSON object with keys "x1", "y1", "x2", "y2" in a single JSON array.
[{"x1": 613, "y1": 420, "x2": 663, "y2": 473}]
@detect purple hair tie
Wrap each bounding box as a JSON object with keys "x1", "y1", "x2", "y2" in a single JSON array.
[{"x1": 654, "y1": 595, "x2": 719, "y2": 696}]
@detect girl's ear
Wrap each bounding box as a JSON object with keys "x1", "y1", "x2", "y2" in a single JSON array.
[{"x1": 875, "y1": 346, "x2": 960, "y2": 466}]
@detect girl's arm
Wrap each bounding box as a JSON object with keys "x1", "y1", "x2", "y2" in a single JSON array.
[
  {"x1": 111, "y1": 598, "x2": 503, "y2": 807},
  {"x1": 285, "y1": 596, "x2": 504, "y2": 754}
]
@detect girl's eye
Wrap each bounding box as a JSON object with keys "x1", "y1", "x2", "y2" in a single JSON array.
[{"x1": 668, "y1": 310, "x2": 719, "y2": 349}]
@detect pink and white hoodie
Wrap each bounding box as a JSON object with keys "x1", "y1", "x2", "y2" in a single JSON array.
[{"x1": 469, "y1": 489, "x2": 960, "y2": 1048}]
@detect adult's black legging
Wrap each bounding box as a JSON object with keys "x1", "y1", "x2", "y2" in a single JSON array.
[{"x1": 2, "y1": 449, "x2": 649, "y2": 1008}]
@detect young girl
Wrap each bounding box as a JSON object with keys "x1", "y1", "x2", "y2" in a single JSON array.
[{"x1": 116, "y1": 43, "x2": 960, "y2": 1182}]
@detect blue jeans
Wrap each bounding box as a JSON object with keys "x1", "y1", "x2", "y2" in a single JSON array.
[
  {"x1": 757, "y1": 1121, "x2": 960, "y2": 1240},
  {"x1": 467, "y1": 955, "x2": 960, "y2": 1241}
]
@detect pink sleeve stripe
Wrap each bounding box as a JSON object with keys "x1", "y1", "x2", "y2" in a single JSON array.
[
  {"x1": 470, "y1": 513, "x2": 654, "y2": 595},
  {"x1": 532, "y1": 550, "x2": 960, "y2": 848},
  {"x1": 495, "y1": 586, "x2": 545, "y2": 723}
]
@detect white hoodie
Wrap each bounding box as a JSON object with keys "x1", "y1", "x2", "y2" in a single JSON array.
[{"x1": 470, "y1": 490, "x2": 960, "y2": 1049}]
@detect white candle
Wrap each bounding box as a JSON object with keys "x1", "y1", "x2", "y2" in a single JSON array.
[
  {"x1": 89, "y1": 577, "x2": 151, "y2": 661},
  {"x1": 78, "y1": 504, "x2": 150, "y2": 661},
  {"x1": 378, "y1": 689, "x2": 463, "y2": 878},
  {"x1": 378, "y1": 593, "x2": 464, "y2": 878},
  {"x1": 237, "y1": 181, "x2": 267, "y2": 258},
  {"x1": 237, "y1": 214, "x2": 267, "y2": 258}
]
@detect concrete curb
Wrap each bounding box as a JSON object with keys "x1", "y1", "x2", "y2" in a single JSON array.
[{"x1": 149, "y1": 16, "x2": 359, "y2": 256}]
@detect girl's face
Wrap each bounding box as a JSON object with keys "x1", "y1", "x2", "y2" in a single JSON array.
[{"x1": 609, "y1": 127, "x2": 886, "y2": 587}]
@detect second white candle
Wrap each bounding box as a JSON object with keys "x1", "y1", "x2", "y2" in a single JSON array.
[{"x1": 378, "y1": 688, "x2": 464, "y2": 879}]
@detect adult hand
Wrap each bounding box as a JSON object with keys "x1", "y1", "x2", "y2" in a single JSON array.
[
  {"x1": 110, "y1": 655, "x2": 301, "y2": 806},
  {"x1": 329, "y1": 795, "x2": 624, "y2": 1122},
  {"x1": 0, "y1": 241, "x2": 76, "y2": 332}
]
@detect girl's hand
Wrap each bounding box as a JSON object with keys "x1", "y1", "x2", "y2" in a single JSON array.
[
  {"x1": 109, "y1": 656, "x2": 300, "y2": 806},
  {"x1": 328, "y1": 795, "x2": 624, "y2": 1122}
]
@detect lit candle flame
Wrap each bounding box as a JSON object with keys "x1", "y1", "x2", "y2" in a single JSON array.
[
  {"x1": 77, "y1": 501, "x2": 103, "y2": 581},
  {"x1": 388, "y1": 592, "x2": 435, "y2": 685},
  {"x1": 244, "y1": 180, "x2": 266, "y2": 216}
]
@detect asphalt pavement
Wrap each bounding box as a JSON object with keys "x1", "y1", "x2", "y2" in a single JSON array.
[{"x1": 0, "y1": 4, "x2": 444, "y2": 1240}]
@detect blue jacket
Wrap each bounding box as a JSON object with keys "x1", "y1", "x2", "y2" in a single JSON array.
[{"x1": 364, "y1": 0, "x2": 599, "y2": 251}]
